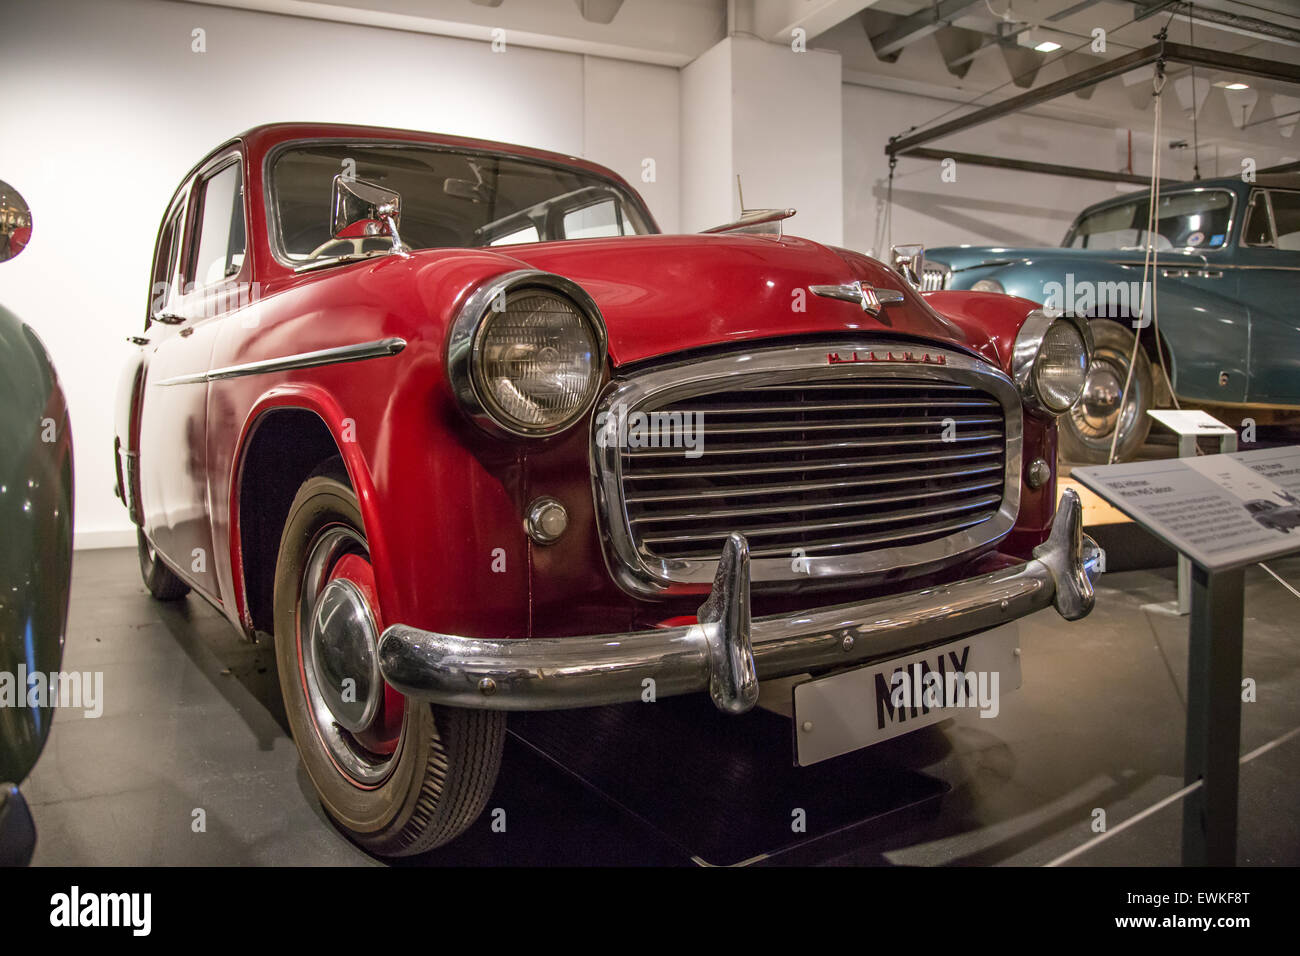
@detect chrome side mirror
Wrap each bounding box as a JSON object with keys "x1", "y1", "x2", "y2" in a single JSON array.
[
  {"x1": 0, "y1": 180, "x2": 32, "y2": 263},
  {"x1": 331, "y1": 175, "x2": 410, "y2": 256},
  {"x1": 892, "y1": 243, "x2": 925, "y2": 289}
]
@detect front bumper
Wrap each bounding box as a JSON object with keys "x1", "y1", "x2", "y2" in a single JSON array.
[{"x1": 378, "y1": 489, "x2": 1101, "y2": 715}]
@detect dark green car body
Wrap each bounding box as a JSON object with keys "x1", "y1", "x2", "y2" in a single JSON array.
[{"x1": 0, "y1": 303, "x2": 74, "y2": 865}]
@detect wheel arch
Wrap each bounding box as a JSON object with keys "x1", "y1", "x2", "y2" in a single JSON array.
[{"x1": 230, "y1": 387, "x2": 387, "y2": 637}]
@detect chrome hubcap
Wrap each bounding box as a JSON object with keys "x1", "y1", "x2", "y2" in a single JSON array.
[
  {"x1": 298, "y1": 526, "x2": 394, "y2": 785},
  {"x1": 308, "y1": 579, "x2": 382, "y2": 733},
  {"x1": 1068, "y1": 351, "x2": 1141, "y2": 447},
  {"x1": 1078, "y1": 363, "x2": 1124, "y2": 433}
]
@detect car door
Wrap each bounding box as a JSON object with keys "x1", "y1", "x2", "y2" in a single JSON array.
[
  {"x1": 1235, "y1": 188, "x2": 1300, "y2": 406},
  {"x1": 137, "y1": 150, "x2": 248, "y2": 600}
]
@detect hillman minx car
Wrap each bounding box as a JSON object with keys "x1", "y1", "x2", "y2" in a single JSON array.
[
  {"x1": 924, "y1": 174, "x2": 1300, "y2": 462},
  {"x1": 115, "y1": 122, "x2": 1102, "y2": 856}
]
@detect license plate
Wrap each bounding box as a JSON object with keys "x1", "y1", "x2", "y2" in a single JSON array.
[{"x1": 792, "y1": 624, "x2": 1022, "y2": 766}]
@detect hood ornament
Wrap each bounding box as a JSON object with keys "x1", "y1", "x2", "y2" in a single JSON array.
[
  {"x1": 808, "y1": 280, "x2": 904, "y2": 315},
  {"x1": 701, "y1": 175, "x2": 796, "y2": 237}
]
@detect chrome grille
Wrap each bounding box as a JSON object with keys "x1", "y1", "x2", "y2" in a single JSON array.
[
  {"x1": 920, "y1": 262, "x2": 951, "y2": 291},
  {"x1": 592, "y1": 342, "x2": 1023, "y2": 597}
]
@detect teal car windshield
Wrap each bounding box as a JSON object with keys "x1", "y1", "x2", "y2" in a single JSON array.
[{"x1": 1063, "y1": 189, "x2": 1233, "y2": 252}]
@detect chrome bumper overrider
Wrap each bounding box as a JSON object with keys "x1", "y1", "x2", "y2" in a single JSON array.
[{"x1": 378, "y1": 489, "x2": 1101, "y2": 716}]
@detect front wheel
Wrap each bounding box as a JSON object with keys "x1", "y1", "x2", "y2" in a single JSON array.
[
  {"x1": 272, "y1": 466, "x2": 504, "y2": 857},
  {"x1": 1059, "y1": 318, "x2": 1154, "y2": 464}
]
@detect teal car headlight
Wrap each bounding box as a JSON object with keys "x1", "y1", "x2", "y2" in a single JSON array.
[{"x1": 971, "y1": 278, "x2": 1005, "y2": 294}]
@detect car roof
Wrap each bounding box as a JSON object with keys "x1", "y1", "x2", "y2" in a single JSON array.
[
  {"x1": 185, "y1": 122, "x2": 639, "y2": 195},
  {"x1": 1076, "y1": 172, "x2": 1300, "y2": 218}
]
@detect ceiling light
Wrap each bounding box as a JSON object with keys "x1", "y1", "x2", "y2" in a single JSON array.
[
  {"x1": 1034, "y1": 40, "x2": 1062, "y2": 52},
  {"x1": 1224, "y1": 82, "x2": 1250, "y2": 90}
]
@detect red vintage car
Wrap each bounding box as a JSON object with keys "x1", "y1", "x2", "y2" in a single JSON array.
[{"x1": 115, "y1": 122, "x2": 1102, "y2": 856}]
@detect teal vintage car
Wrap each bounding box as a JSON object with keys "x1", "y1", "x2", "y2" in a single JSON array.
[
  {"x1": 0, "y1": 303, "x2": 73, "y2": 866},
  {"x1": 924, "y1": 174, "x2": 1300, "y2": 462}
]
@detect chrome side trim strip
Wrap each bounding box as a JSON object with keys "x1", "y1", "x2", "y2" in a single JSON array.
[
  {"x1": 156, "y1": 337, "x2": 406, "y2": 386},
  {"x1": 377, "y1": 491, "x2": 1099, "y2": 714}
]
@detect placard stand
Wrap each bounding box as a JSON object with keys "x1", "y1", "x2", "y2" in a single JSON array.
[
  {"x1": 1146, "y1": 410, "x2": 1237, "y2": 615},
  {"x1": 1073, "y1": 446, "x2": 1300, "y2": 866},
  {"x1": 1182, "y1": 563, "x2": 1245, "y2": 866}
]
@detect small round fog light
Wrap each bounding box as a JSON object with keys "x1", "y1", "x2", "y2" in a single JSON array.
[
  {"x1": 1027, "y1": 457, "x2": 1052, "y2": 489},
  {"x1": 525, "y1": 496, "x2": 568, "y2": 544}
]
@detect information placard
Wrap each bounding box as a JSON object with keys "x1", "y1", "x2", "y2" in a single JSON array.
[{"x1": 1072, "y1": 446, "x2": 1300, "y2": 572}]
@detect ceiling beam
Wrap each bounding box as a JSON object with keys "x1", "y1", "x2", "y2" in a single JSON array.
[
  {"x1": 1125, "y1": 1, "x2": 1300, "y2": 50},
  {"x1": 888, "y1": 42, "x2": 1166, "y2": 155},
  {"x1": 166, "y1": 0, "x2": 718, "y2": 67},
  {"x1": 896, "y1": 147, "x2": 1184, "y2": 186},
  {"x1": 750, "y1": 0, "x2": 882, "y2": 43},
  {"x1": 868, "y1": 0, "x2": 982, "y2": 61},
  {"x1": 887, "y1": 38, "x2": 1300, "y2": 166}
]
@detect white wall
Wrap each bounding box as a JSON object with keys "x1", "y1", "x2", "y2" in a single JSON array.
[
  {"x1": 0, "y1": 0, "x2": 680, "y2": 548},
  {"x1": 732, "y1": 36, "x2": 842, "y2": 245},
  {"x1": 680, "y1": 36, "x2": 842, "y2": 244},
  {"x1": 842, "y1": 82, "x2": 1119, "y2": 257},
  {"x1": 680, "y1": 38, "x2": 734, "y2": 233}
]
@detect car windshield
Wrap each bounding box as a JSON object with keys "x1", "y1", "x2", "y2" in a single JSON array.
[
  {"x1": 270, "y1": 142, "x2": 654, "y2": 265},
  {"x1": 1063, "y1": 189, "x2": 1233, "y2": 251}
]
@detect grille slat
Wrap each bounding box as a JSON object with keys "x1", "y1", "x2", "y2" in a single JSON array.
[
  {"x1": 641, "y1": 495, "x2": 1002, "y2": 545},
  {"x1": 678, "y1": 414, "x2": 1002, "y2": 437},
  {"x1": 622, "y1": 429, "x2": 1004, "y2": 459},
  {"x1": 631, "y1": 478, "x2": 1003, "y2": 526},
  {"x1": 667, "y1": 398, "x2": 998, "y2": 415},
  {"x1": 615, "y1": 371, "x2": 1009, "y2": 567},
  {"x1": 625, "y1": 461, "x2": 1003, "y2": 505},
  {"x1": 623, "y1": 443, "x2": 1005, "y2": 480}
]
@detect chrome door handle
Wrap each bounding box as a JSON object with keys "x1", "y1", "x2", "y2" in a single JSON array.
[{"x1": 151, "y1": 312, "x2": 185, "y2": 325}]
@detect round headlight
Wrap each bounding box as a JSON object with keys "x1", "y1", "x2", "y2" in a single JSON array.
[
  {"x1": 1034, "y1": 321, "x2": 1088, "y2": 412},
  {"x1": 1012, "y1": 311, "x2": 1092, "y2": 415},
  {"x1": 448, "y1": 271, "x2": 607, "y2": 438},
  {"x1": 971, "y1": 278, "x2": 1005, "y2": 294},
  {"x1": 474, "y1": 290, "x2": 600, "y2": 434}
]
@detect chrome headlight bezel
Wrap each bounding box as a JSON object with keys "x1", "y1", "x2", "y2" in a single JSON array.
[
  {"x1": 447, "y1": 269, "x2": 608, "y2": 438},
  {"x1": 1012, "y1": 309, "x2": 1093, "y2": 415}
]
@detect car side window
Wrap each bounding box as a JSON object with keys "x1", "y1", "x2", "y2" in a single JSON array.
[
  {"x1": 150, "y1": 205, "x2": 184, "y2": 312},
  {"x1": 1242, "y1": 191, "x2": 1274, "y2": 247},
  {"x1": 563, "y1": 199, "x2": 625, "y2": 240},
  {"x1": 1268, "y1": 191, "x2": 1300, "y2": 251},
  {"x1": 490, "y1": 223, "x2": 540, "y2": 246},
  {"x1": 189, "y1": 161, "x2": 246, "y2": 288}
]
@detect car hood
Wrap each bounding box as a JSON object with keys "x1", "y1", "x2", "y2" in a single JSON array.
[
  {"x1": 501, "y1": 234, "x2": 975, "y2": 367},
  {"x1": 926, "y1": 246, "x2": 1100, "y2": 272}
]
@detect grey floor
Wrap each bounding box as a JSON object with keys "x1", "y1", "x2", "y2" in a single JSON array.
[{"x1": 23, "y1": 546, "x2": 1300, "y2": 866}]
